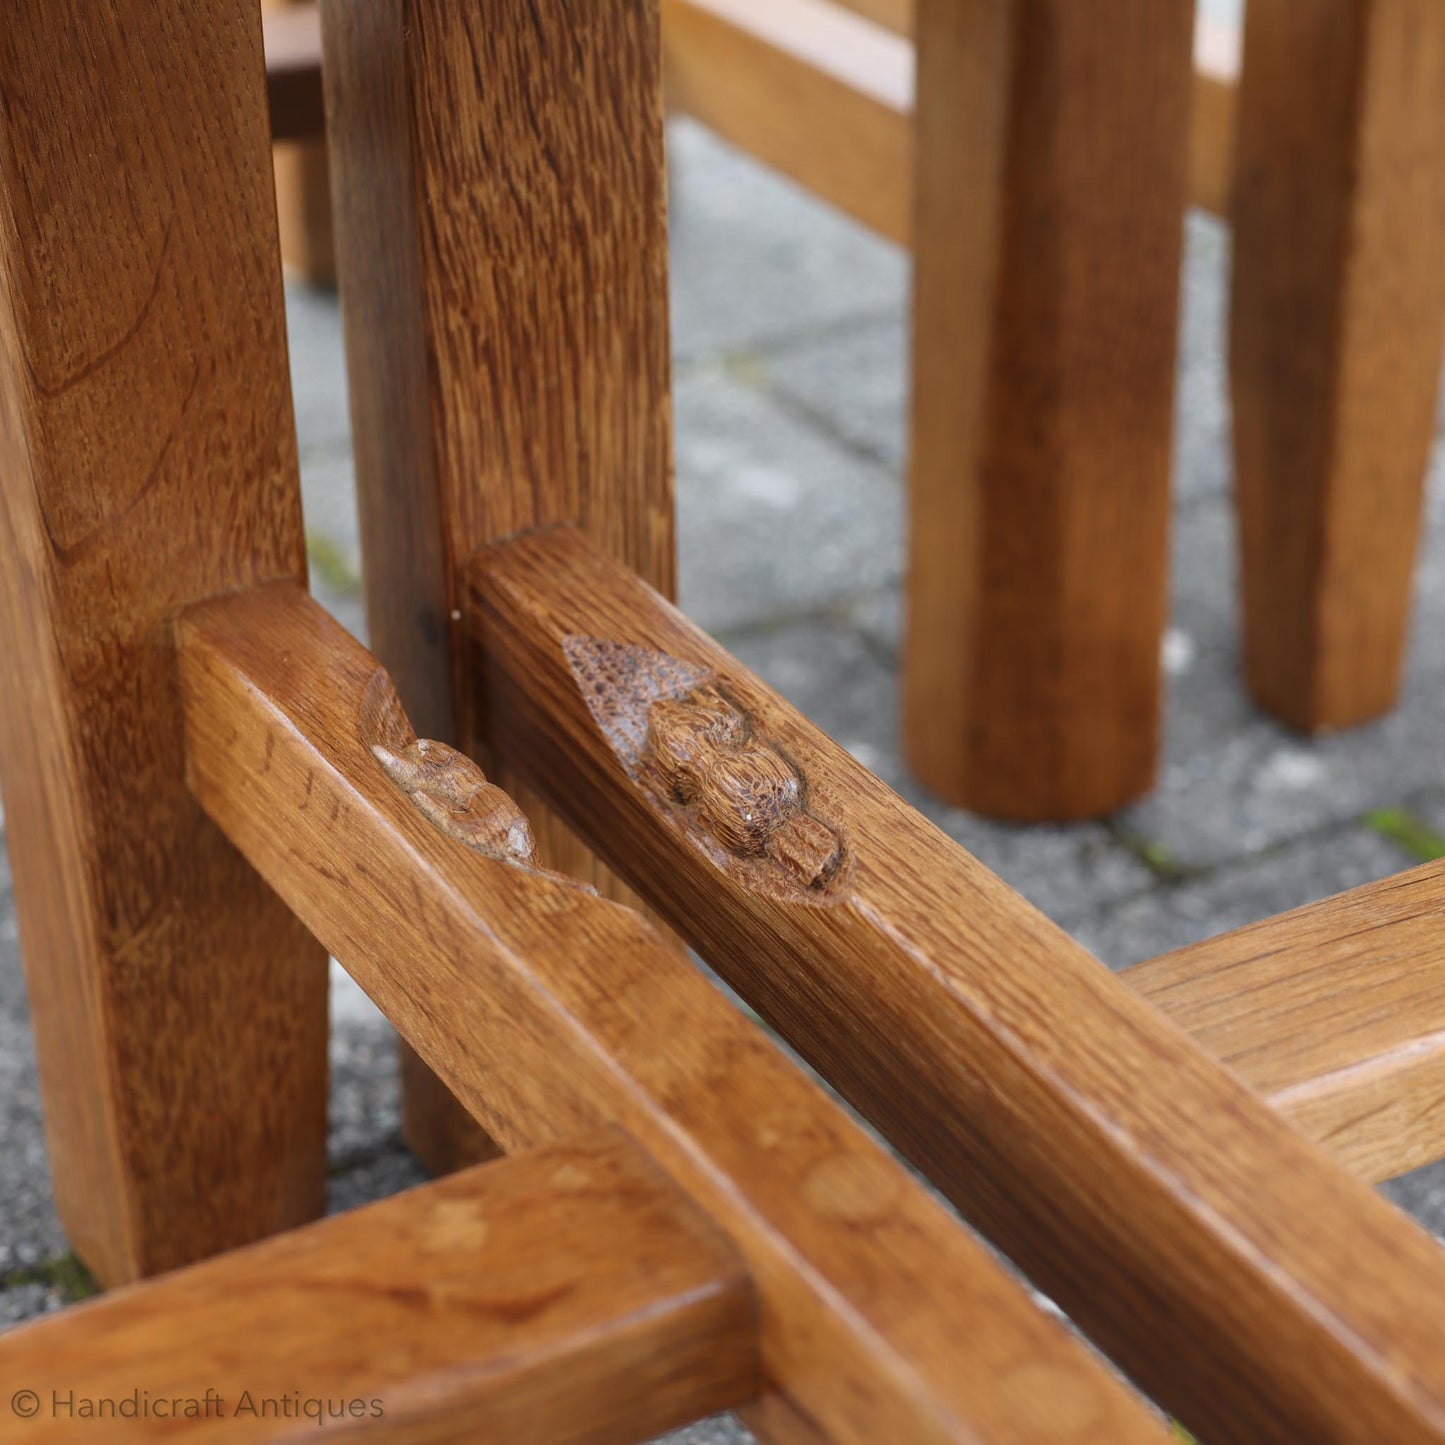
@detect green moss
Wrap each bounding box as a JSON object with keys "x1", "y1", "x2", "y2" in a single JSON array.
[
  {"x1": 1, "y1": 1252, "x2": 99, "y2": 1304},
  {"x1": 1365, "y1": 807, "x2": 1445, "y2": 863},
  {"x1": 306, "y1": 531, "x2": 361, "y2": 593}
]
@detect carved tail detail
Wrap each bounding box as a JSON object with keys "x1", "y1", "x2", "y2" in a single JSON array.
[
  {"x1": 359, "y1": 668, "x2": 586, "y2": 887},
  {"x1": 563, "y1": 636, "x2": 849, "y2": 902}
]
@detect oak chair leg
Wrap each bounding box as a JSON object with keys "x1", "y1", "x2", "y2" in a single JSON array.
[
  {"x1": 322, "y1": 0, "x2": 676, "y2": 1173},
  {"x1": 1231, "y1": 0, "x2": 1445, "y2": 731},
  {"x1": 904, "y1": 0, "x2": 1194, "y2": 821},
  {"x1": 0, "y1": 0, "x2": 329, "y2": 1285}
]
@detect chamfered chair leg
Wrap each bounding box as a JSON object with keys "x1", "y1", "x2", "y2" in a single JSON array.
[
  {"x1": 0, "y1": 0, "x2": 329, "y2": 1285},
  {"x1": 904, "y1": 0, "x2": 1194, "y2": 821},
  {"x1": 322, "y1": 0, "x2": 678, "y2": 1172},
  {"x1": 1231, "y1": 0, "x2": 1445, "y2": 732}
]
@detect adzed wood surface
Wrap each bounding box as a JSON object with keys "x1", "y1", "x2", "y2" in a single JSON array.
[
  {"x1": 1126, "y1": 858, "x2": 1445, "y2": 1185},
  {"x1": 0, "y1": 0, "x2": 328, "y2": 1286},
  {"x1": 466, "y1": 523, "x2": 1445, "y2": 1445},
  {"x1": 0, "y1": 1131, "x2": 759, "y2": 1443},
  {"x1": 1231, "y1": 0, "x2": 1445, "y2": 729},
  {"x1": 178, "y1": 579, "x2": 1171, "y2": 1445}
]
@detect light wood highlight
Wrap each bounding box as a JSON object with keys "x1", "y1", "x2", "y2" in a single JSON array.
[
  {"x1": 323, "y1": 0, "x2": 679, "y2": 1172},
  {"x1": 0, "y1": 0, "x2": 327, "y2": 1287},
  {"x1": 178, "y1": 579, "x2": 1170, "y2": 1445},
  {"x1": 0, "y1": 1132, "x2": 760, "y2": 1443},
  {"x1": 467, "y1": 523, "x2": 1445, "y2": 1445},
  {"x1": 664, "y1": 0, "x2": 914, "y2": 246},
  {"x1": 1126, "y1": 859, "x2": 1445, "y2": 1185},
  {"x1": 1231, "y1": 0, "x2": 1445, "y2": 730},
  {"x1": 903, "y1": 0, "x2": 1193, "y2": 819}
]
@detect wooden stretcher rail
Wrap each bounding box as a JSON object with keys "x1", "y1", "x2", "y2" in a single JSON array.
[
  {"x1": 0, "y1": 1132, "x2": 757, "y2": 1442},
  {"x1": 176, "y1": 581, "x2": 1168, "y2": 1445},
  {"x1": 663, "y1": 0, "x2": 1237, "y2": 234},
  {"x1": 1124, "y1": 861, "x2": 1445, "y2": 1185},
  {"x1": 464, "y1": 524, "x2": 1445, "y2": 1445}
]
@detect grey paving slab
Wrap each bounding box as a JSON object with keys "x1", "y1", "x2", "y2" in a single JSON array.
[
  {"x1": 668, "y1": 120, "x2": 907, "y2": 363},
  {"x1": 284, "y1": 282, "x2": 352, "y2": 455},
  {"x1": 723, "y1": 620, "x2": 1154, "y2": 929},
  {"x1": 1171, "y1": 214, "x2": 1231, "y2": 508},
  {"x1": 766, "y1": 316, "x2": 907, "y2": 472},
  {"x1": 327, "y1": 1149, "x2": 430, "y2": 1217},
  {"x1": 677, "y1": 369, "x2": 903, "y2": 635},
  {"x1": 0, "y1": 1284, "x2": 62, "y2": 1330},
  {"x1": 652, "y1": 1415, "x2": 753, "y2": 1445},
  {"x1": 1122, "y1": 470, "x2": 1445, "y2": 867},
  {"x1": 329, "y1": 1017, "x2": 402, "y2": 1167},
  {"x1": 1072, "y1": 825, "x2": 1413, "y2": 971},
  {"x1": 1384, "y1": 1160, "x2": 1445, "y2": 1240}
]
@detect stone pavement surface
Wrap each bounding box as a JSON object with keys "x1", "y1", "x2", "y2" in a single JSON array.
[{"x1": 3, "y1": 107, "x2": 1444, "y2": 1439}]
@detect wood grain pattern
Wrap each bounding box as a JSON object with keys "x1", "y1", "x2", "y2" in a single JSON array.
[
  {"x1": 0, "y1": 1131, "x2": 759, "y2": 1443},
  {"x1": 178, "y1": 579, "x2": 1170, "y2": 1445},
  {"x1": 664, "y1": 0, "x2": 914, "y2": 246},
  {"x1": 467, "y1": 523, "x2": 1445, "y2": 1445},
  {"x1": 322, "y1": 0, "x2": 679, "y2": 1171},
  {"x1": 1231, "y1": 0, "x2": 1445, "y2": 730},
  {"x1": 0, "y1": 0, "x2": 327, "y2": 1287},
  {"x1": 904, "y1": 0, "x2": 1193, "y2": 820},
  {"x1": 1126, "y1": 859, "x2": 1445, "y2": 1185}
]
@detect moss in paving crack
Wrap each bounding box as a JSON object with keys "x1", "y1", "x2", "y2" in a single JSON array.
[
  {"x1": 1365, "y1": 806, "x2": 1445, "y2": 863},
  {"x1": 306, "y1": 531, "x2": 361, "y2": 593},
  {"x1": 0, "y1": 1252, "x2": 99, "y2": 1304},
  {"x1": 1110, "y1": 827, "x2": 1193, "y2": 883}
]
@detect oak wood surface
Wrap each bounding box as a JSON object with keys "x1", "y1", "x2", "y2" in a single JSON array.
[
  {"x1": 664, "y1": 0, "x2": 914, "y2": 247},
  {"x1": 178, "y1": 579, "x2": 1170, "y2": 1445},
  {"x1": 467, "y1": 523, "x2": 1445, "y2": 1445},
  {"x1": 1231, "y1": 0, "x2": 1445, "y2": 730},
  {"x1": 0, "y1": 0, "x2": 327, "y2": 1287},
  {"x1": 1126, "y1": 859, "x2": 1445, "y2": 1185},
  {"x1": 903, "y1": 0, "x2": 1193, "y2": 819},
  {"x1": 263, "y1": 2, "x2": 327, "y2": 145},
  {"x1": 323, "y1": 0, "x2": 680, "y2": 1171},
  {"x1": 0, "y1": 1131, "x2": 759, "y2": 1443}
]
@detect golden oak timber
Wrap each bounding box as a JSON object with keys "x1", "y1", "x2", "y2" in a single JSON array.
[
  {"x1": 0, "y1": 0, "x2": 327, "y2": 1286},
  {"x1": 322, "y1": 0, "x2": 679, "y2": 1172},
  {"x1": 1126, "y1": 859, "x2": 1445, "y2": 1185},
  {"x1": 466, "y1": 523, "x2": 1445, "y2": 1445},
  {"x1": 664, "y1": 0, "x2": 914, "y2": 246},
  {"x1": 263, "y1": 2, "x2": 327, "y2": 146},
  {"x1": 177, "y1": 580, "x2": 1170, "y2": 1445},
  {"x1": 903, "y1": 0, "x2": 1193, "y2": 819},
  {"x1": 0, "y1": 1132, "x2": 760, "y2": 1443},
  {"x1": 1231, "y1": 0, "x2": 1445, "y2": 729}
]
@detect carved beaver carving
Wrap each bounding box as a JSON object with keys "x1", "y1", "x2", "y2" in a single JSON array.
[{"x1": 641, "y1": 684, "x2": 844, "y2": 893}]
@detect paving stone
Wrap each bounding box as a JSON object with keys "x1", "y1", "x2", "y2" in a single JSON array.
[
  {"x1": 1172, "y1": 214, "x2": 1231, "y2": 508},
  {"x1": 723, "y1": 621, "x2": 1154, "y2": 929},
  {"x1": 1383, "y1": 1159, "x2": 1445, "y2": 1241},
  {"x1": 1072, "y1": 825, "x2": 1412, "y2": 971},
  {"x1": 329, "y1": 1013, "x2": 401, "y2": 1167},
  {"x1": 668, "y1": 120, "x2": 907, "y2": 363},
  {"x1": 766, "y1": 316, "x2": 907, "y2": 472},
  {"x1": 677, "y1": 370, "x2": 903, "y2": 634},
  {"x1": 327, "y1": 1148, "x2": 430, "y2": 1217},
  {"x1": 0, "y1": 1283, "x2": 62, "y2": 1330},
  {"x1": 653, "y1": 1415, "x2": 753, "y2": 1445},
  {"x1": 284, "y1": 282, "x2": 352, "y2": 453}
]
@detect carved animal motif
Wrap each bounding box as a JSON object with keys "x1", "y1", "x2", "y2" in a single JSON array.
[
  {"x1": 564, "y1": 637, "x2": 848, "y2": 901},
  {"x1": 372, "y1": 738, "x2": 538, "y2": 866}
]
